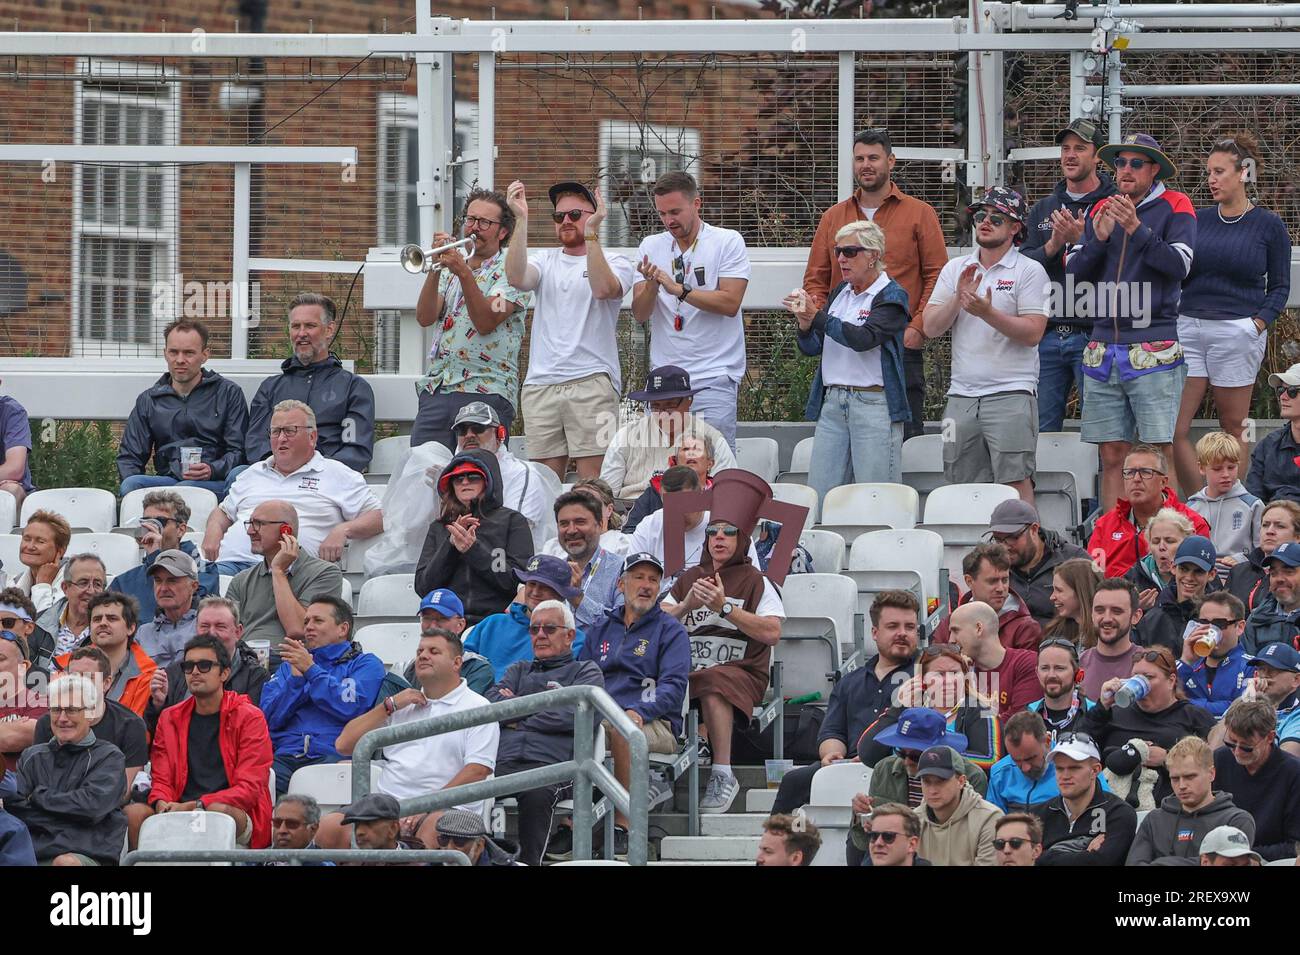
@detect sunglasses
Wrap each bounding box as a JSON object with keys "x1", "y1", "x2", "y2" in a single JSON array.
[
  {"x1": 1194, "y1": 617, "x2": 1239, "y2": 630},
  {"x1": 454, "y1": 423, "x2": 492, "y2": 436},
  {"x1": 1133, "y1": 649, "x2": 1175, "y2": 674},
  {"x1": 705, "y1": 525, "x2": 739, "y2": 538},
  {"x1": 451, "y1": 473, "x2": 484, "y2": 484},
  {"x1": 551, "y1": 209, "x2": 586, "y2": 223},
  {"x1": 0, "y1": 617, "x2": 23, "y2": 631},
  {"x1": 1121, "y1": 467, "x2": 1165, "y2": 480},
  {"x1": 972, "y1": 210, "x2": 1008, "y2": 226},
  {"x1": 834, "y1": 245, "x2": 869, "y2": 258},
  {"x1": 993, "y1": 837, "x2": 1034, "y2": 851},
  {"x1": 272, "y1": 817, "x2": 305, "y2": 830},
  {"x1": 435, "y1": 833, "x2": 477, "y2": 848},
  {"x1": 1037, "y1": 637, "x2": 1080, "y2": 663},
  {"x1": 180, "y1": 659, "x2": 220, "y2": 674},
  {"x1": 899, "y1": 749, "x2": 925, "y2": 762},
  {"x1": 1112, "y1": 157, "x2": 1150, "y2": 169},
  {"x1": 920, "y1": 643, "x2": 960, "y2": 660},
  {"x1": 1223, "y1": 738, "x2": 1263, "y2": 755},
  {"x1": 528, "y1": 623, "x2": 565, "y2": 636},
  {"x1": 866, "y1": 830, "x2": 902, "y2": 844},
  {"x1": 1277, "y1": 386, "x2": 1300, "y2": 400}
]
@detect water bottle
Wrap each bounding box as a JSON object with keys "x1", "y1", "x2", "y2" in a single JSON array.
[{"x1": 1113, "y1": 674, "x2": 1151, "y2": 708}]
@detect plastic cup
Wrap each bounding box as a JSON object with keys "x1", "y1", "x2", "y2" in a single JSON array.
[
  {"x1": 180, "y1": 447, "x2": 202, "y2": 471},
  {"x1": 765, "y1": 758, "x2": 795, "y2": 790},
  {"x1": 249, "y1": 639, "x2": 272, "y2": 670}
]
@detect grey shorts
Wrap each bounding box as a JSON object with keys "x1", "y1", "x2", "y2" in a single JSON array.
[{"x1": 942, "y1": 392, "x2": 1038, "y2": 484}]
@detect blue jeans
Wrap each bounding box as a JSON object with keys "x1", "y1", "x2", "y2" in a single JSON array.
[
  {"x1": 690, "y1": 377, "x2": 738, "y2": 452},
  {"x1": 808, "y1": 386, "x2": 903, "y2": 504},
  {"x1": 1037, "y1": 327, "x2": 1088, "y2": 432},
  {"x1": 119, "y1": 466, "x2": 246, "y2": 501}
]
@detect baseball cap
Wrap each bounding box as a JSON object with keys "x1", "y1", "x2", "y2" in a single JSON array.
[
  {"x1": 965, "y1": 185, "x2": 1028, "y2": 224},
  {"x1": 1268, "y1": 363, "x2": 1300, "y2": 390},
  {"x1": 1267, "y1": 542, "x2": 1300, "y2": 568},
  {"x1": 452, "y1": 401, "x2": 502, "y2": 429},
  {"x1": 1173, "y1": 535, "x2": 1216, "y2": 572},
  {"x1": 1248, "y1": 641, "x2": 1300, "y2": 673},
  {"x1": 548, "y1": 180, "x2": 597, "y2": 210},
  {"x1": 1198, "y1": 825, "x2": 1261, "y2": 863},
  {"x1": 435, "y1": 808, "x2": 490, "y2": 840},
  {"x1": 418, "y1": 589, "x2": 465, "y2": 619},
  {"x1": 341, "y1": 792, "x2": 401, "y2": 825},
  {"x1": 515, "y1": 554, "x2": 581, "y2": 601},
  {"x1": 622, "y1": 552, "x2": 665, "y2": 575},
  {"x1": 987, "y1": 499, "x2": 1040, "y2": 536},
  {"x1": 1056, "y1": 117, "x2": 1105, "y2": 149},
  {"x1": 1049, "y1": 732, "x2": 1101, "y2": 762},
  {"x1": 147, "y1": 548, "x2": 198, "y2": 580},
  {"x1": 873, "y1": 708, "x2": 969, "y2": 753},
  {"x1": 915, "y1": 745, "x2": 963, "y2": 780}
]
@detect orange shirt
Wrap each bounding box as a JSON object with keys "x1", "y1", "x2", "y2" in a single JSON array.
[{"x1": 55, "y1": 641, "x2": 158, "y2": 719}]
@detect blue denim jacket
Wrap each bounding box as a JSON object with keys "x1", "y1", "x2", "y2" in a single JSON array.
[{"x1": 797, "y1": 279, "x2": 912, "y2": 424}]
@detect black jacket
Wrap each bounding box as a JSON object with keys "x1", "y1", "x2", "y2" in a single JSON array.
[
  {"x1": 623, "y1": 483, "x2": 663, "y2": 535},
  {"x1": 247, "y1": 354, "x2": 375, "y2": 472},
  {"x1": 1080, "y1": 698, "x2": 1216, "y2": 806},
  {"x1": 1032, "y1": 779, "x2": 1137, "y2": 866},
  {"x1": 1212, "y1": 744, "x2": 1300, "y2": 862},
  {"x1": 1020, "y1": 171, "x2": 1118, "y2": 326},
  {"x1": 1134, "y1": 579, "x2": 1222, "y2": 656},
  {"x1": 26, "y1": 626, "x2": 57, "y2": 680},
  {"x1": 1227, "y1": 547, "x2": 1269, "y2": 613},
  {"x1": 8, "y1": 733, "x2": 127, "y2": 865},
  {"x1": 488, "y1": 651, "x2": 605, "y2": 766},
  {"x1": 415, "y1": 448, "x2": 533, "y2": 625},
  {"x1": 1246, "y1": 423, "x2": 1300, "y2": 506},
  {"x1": 117, "y1": 368, "x2": 249, "y2": 481},
  {"x1": 143, "y1": 640, "x2": 270, "y2": 733},
  {"x1": 1011, "y1": 529, "x2": 1090, "y2": 628}
]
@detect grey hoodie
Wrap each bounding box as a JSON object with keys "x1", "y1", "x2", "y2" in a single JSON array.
[
  {"x1": 1124, "y1": 790, "x2": 1255, "y2": 865},
  {"x1": 1187, "y1": 480, "x2": 1263, "y2": 564}
]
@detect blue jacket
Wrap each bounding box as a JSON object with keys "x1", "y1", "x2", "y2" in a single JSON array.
[
  {"x1": 117, "y1": 368, "x2": 249, "y2": 481},
  {"x1": 797, "y1": 279, "x2": 911, "y2": 425},
  {"x1": 0, "y1": 809, "x2": 35, "y2": 866},
  {"x1": 110, "y1": 540, "x2": 220, "y2": 630},
  {"x1": 987, "y1": 757, "x2": 1062, "y2": 813},
  {"x1": 247, "y1": 354, "x2": 375, "y2": 472},
  {"x1": 258, "y1": 640, "x2": 386, "y2": 761},
  {"x1": 1243, "y1": 592, "x2": 1300, "y2": 657},
  {"x1": 465, "y1": 602, "x2": 586, "y2": 683},
  {"x1": 578, "y1": 605, "x2": 691, "y2": 737},
  {"x1": 1176, "y1": 645, "x2": 1254, "y2": 717},
  {"x1": 1246, "y1": 423, "x2": 1300, "y2": 506}
]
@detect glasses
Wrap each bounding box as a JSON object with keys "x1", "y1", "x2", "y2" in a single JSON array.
[
  {"x1": 451, "y1": 473, "x2": 483, "y2": 485},
  {"x1": 0, "y1": 617, "x2": 23, "y2": 631},
  {"x1": 993, "y1": 837, "x2": 1035, "y2": 851},
  {"x1": 920, "y1": 643, "x2": 960, "y2": 661},
  {"x1": 244, "y1": 518, "x2": 284, "y2": 530},
  {"x1": 551, "y1": 209, "x2": 585, "y2": 223},
  {"x1": 434, "y1": 833, "x2": 476, "y2": 848},
  {"x1": 454, "y1": 423, "x2": 491, "y2": 436},
  {"x1": 972, "y1": 210, "x2": 1008, "y2": 226},
  {"x1": 866, "y1": 830, "x2": 901, "y2": 845},
  {"x1": 180, "y1": 659, "x2": 219, "y2": 674},
  {"x1": 899, "y1": 749, "x2": 925, "y2": 762},
  {"x1": 1038, "y1": 637, "x2": 1080, "y2": 662},
  {"x1": 1194, "y1": 617, "x2": 1239, "y2": 630},
  {"x1": 464, "y1": 214, "x2": 501, "y2": 229},
  {"x1": 1056, "y1": 732, "x2": 1097, "y2": 748},
  {"x1": 991, "y1": 527, "x2": 1029, "y2": 543},
  {"x1": 50, "y1": 706, "x2": 87, "y2": 716},
  {"x1": 705, "y1": 525, "x2": 739, "y2": 538},
  {"x1": 1121, "y1": 467, "x2": 1165, "y2": 480},
  {"x1": 67, "y1": 578, "x2": 106, "y2": 592},
  {"x1": 528, "y1": 623, "x2": 565, "y2": 636},
  {"x1": 834, "y1": 245, "x2": 868, "y2": 258},
  {"x1": 270, "y1": 426, "x2": 306, "y2": 438},
  {"x1": 272, "y1": 817, "x2": 305, "y2": 830},
  {"x1": 1112, "y1": 156, "x2": 1150, "y2": 169},
  {"x1": 1277, "y1": 386, "x2": 1300, "y2": 400}
]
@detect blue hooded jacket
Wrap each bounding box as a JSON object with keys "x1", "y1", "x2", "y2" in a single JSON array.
[
  {"x1": 258, "y1": 640, "x2": 386, "y2": 761},
  {"x1": 1176, "y1": 645, "x2": 1254, "y2": 718},
  {"x1": 466, "y1": 602, "x2": 586, "y2": 683},
  {"x1": 578, "y1": 604, "x2": 690, "y2": 737},
  {"x1": 0, "y1": 770, "x2": 36, "y2": 866}
]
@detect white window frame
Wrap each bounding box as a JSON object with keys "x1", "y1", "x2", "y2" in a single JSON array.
[
  {"x1": 598, "y1": 119, "x2": 700, "y2": 246},
  {"x1": 71, "y1": 57, "x2": 180, "y2": 358}
]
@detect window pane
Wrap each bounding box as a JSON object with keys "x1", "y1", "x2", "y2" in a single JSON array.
[
  {"x1": 88, "y1": 282, "x2": 106, "y2": 341},
  {"x1": 134, "y1": 287, "x2": 153, "y2": 344},
  {"x1": 145, "y1": 171, "x2": 163, "y2": 230},
  {"x1": 147, "y1": 110, "x2": 163, "y2": 146},
  {"x1": 123, "y1": 167, "x2": 141, "y2": 228},
  {"x1": 111, "y1": 283, "x2": 128, "y2": 342},
  {"x1": 103, "y1": 104, "x2": 121, "y2": 145},
  {"x1": 124, "y1": 105, "x2": 143, "y2": 145},
  {"x1": 82, "y1": 100, "x2": 99, "y2": 144}
]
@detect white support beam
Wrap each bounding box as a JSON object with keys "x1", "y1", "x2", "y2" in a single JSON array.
[
  {"x1": 0, "y1": 32, "x2": 374, "y2": 57},
  {"x1": 893, "y1": 148, "x2": 968, "y2": 162},
  {"x1": 1006, "y1": 146, "x2": 1063, "y2": 162},
  {"x1": 249, "y1": 258, "x2": 367, "y2": 274},
  {"x1": 232, "y1": 163, "x2": 252, "y2": 360},
  {"x1": 838, "y1": 51, "x2": 855, "y2": 201},
  {"x1": 1023, "y1": 3, "x2": 1300, "y2": 18},
  {"x1": 478, "y1": 52, "x2": 496, "y2": 191},
  {"x1": 0, "y1": 145, "x2": 357, "y2": 164}
]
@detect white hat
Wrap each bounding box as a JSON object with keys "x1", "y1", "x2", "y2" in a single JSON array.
[{"x1": 1199, "y1": 825, "x2": 1262, "y2": 863}]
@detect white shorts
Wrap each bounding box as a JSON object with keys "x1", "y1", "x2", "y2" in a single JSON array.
[{"x1": 1177, "y1": 314, "x2": 1267, "y2": 388}]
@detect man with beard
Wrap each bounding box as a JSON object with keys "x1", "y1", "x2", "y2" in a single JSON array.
[
  {"x1": 923, "y1": 187, "x2": 1051, "y2": 504},
  {"x1": 1244, "y1": 542, "x2": 1300, "y2": 655},
  {"x1": 771, "y1": 589, "x2": 919, "y2": 815},
  {"x1": 1080, "y1": 579, "x2": 1142, "y2": 700},
  {"x1": 1028, "y1": 638, "x2": 1098, "y2": 743},
  {"x1": 504, "y1": 180, "x2": 635, "y2": 481},
  {"x1": 803, "y1": 128, "x2": 948, "y2": 440},
  {"x1": 988, "y1": 499, "x2": 1088, "y2": 628},
  {"x1": 1020, "y1": 119, "x2": 1116, "y2": 432},
  {"x1": 1246, "y1": 641, "x2": 1300, "y2": 756},
  {"x1": 551, "y1": 490, "x2": 621, "y2": 632},
  {"x1": 932, "y1": 542, "x2": 1042, "y2": 652}
]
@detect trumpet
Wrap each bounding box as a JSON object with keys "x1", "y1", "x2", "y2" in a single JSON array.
[{"x1": 399, "y1": 235, "x2": 476, "y2": 274}]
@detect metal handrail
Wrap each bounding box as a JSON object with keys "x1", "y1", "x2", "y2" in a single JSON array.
[
  {"x1": 349, "y1": 685, "x2": 650, "y2": 865},
  {"x1": 123, "y1": 848, "x2": 470, "y2": 866}
]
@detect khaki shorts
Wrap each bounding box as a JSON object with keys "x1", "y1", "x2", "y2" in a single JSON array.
[
  {"x1": 603, "y1": 718, "x2": 678, "y2": 755},
  {"x1": 521, "y1": 373, "x2": 620, "y2": 459}
]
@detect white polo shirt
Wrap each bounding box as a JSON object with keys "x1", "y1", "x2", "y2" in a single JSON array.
[
  {"x1": 376, "y1": 679, "x2": 500, "y2": 819},
  {"x1": 524, "y1": 247, "x2": 635, "y2": 390},
  {"x1": 820, "y1": 271, "x2": 892, "y2": 389},
  {"x1": 928, "y1": 246, "x2": 1050, "y2": 397},
  {"x1": 633, "y1": 221, "x2": 751, "y2": 386},
  {"x1": 218, "y1": 451, "x2": 382, "y2": 563}
]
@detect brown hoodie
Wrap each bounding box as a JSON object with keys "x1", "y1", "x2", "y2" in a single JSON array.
[{"x1": 919, "y1": 781, "x2": 1004, "y2": 866}]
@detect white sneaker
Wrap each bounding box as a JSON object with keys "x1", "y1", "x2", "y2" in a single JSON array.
[{"x1": 700, "y1": 772, "x2": 740, "y2": 813}]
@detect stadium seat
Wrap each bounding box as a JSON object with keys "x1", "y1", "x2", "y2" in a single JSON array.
[
  {"x1": 218, "y1": 574, "x2": 232, "y2": 596},
  {"x1": 340, "y1": 576, "x2": 354, "y2": 610},
  {"x1": 136, "y1": 810, "x2": 236, "y2": 864},
  {"x1": 0, "y1": 492, "x2": 15, "y2": 533},
  {"x1": 806, "y1": 762, "x2": 873, "y2": 867},
  {"x1": 769, "y1": 483, "x2": 818, "y2": 529},
  {"x1": 0, "y1": 534, "x2": 21, "y2": 578},
  {"x1": 550, "y1": 859, "x2": 629, "y2": 866},
  {"x1": 735, "y1": 437, "x2": 780, "y2": 482},
  {"x1": 119, "y1": 486, "x2": 219, "y2": 532},
  {"x1": 287, "y1": 761, "x2": 385, "y2": 813},
  {"x1": 354, "y1": 622, "x2": 422, "y2": 672},
  {"x1": 847, "y1": 529, "x2": 948, "y2": 641},
  {"x1": 1266, "y1": 858, "x2": 1296, "y2": 866},
  {"x1": 777, "y1": 436, "x2": 815, "y2": 485},
  {"x1": 797, "y1": 528, "x2": 844, "y2": 574},
  {"x1": 68, "y1": 532, "x2": 142, "y2": 576},
  {"x1": 510, "y1": 435, "x2": 528, "y2": 461},
  {"x1": 922, "y1": 483, "x2": 1018, "y2": 525},
  {"x1": 1037, "y1": 432, "x2": 1099, "y2": 509},
  {"x1": 357, "y1": 574, "x2": 419, "y2": 617},
  {"x1": 368, "y1": 434, "x2": 411, "y2": 481},
  {"x1": 22, "y1": 487, "x2": 117, "y2": 533},
  {"x1": 819, "y1": 482, "x2": 918, "y2": 547},
  {"x1": 780, "y1": 573, "x2": 857, "y2": 658}
]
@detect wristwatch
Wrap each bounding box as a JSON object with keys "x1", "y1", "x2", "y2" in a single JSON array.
[
  {"x1": 584, "y1": 232, "x2": 600, "y2": 242},
  {"x1": 678, "y1": 286, "x2": 692, "y2": 304},
  {"x1": 719, "y1": 602, "x2": 733, "y2": 618}
]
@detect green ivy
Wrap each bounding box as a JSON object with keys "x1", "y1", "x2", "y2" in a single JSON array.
[{"x1": 29, "y1": 420, "x2": 121, "y2": 494}]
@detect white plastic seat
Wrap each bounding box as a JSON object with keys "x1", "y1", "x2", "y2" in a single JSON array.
[
  {"x1": 1038, "y1": 432, "x2": 1100, "y2": 507},
  {"x1": 0, "y1": 492, "x2": 15, "y2": 533},
  {"x1": 779, "y1": 573, "x2": 857, "y2": 691},
  {"x1": 819, "y1": 482, "x2": 918, "y2": 547},
  {"x1": 550, "y1": 859, "x2": 630, "y2": 866},
  {"x1": 21, "y1": 487, "x2": 117, "y2": 533},
  {"x1": 809, "y1": 762, "x2": 873, "y2": 808},
  {"x1": 777, "y1": 436, "x2": 815, "y2": 485},
  {"x1": 1266, "y1": 858, "x2": 1296, "y2": 866},
  {"x1": 796, "y1": 529, "x2": 844, "y2": 575},
  {"x1": 357, "y1": 574, "x2": 419, "y2": 617},
  {"x1": 735, "y1": 437, "x2": 780, "y2": 482},
  {"x1": 287, "y1": 761, "x2": 385, "y2": 812},
  {"x1": 922, "y1": 483, "x2": 1019, "y2": 525},
  {"x1": 137, "y1": 810, "x2": 237, "y2": 865},
  {"x1": 848, "y1": 528, "x2": 946, "y2": 614},
  {"x1": 340, "y1": 576, "x2": 354, "y2": 609},
  {"x1": 769, "y1": 483, "x2": 818, "y2": 529},
  {"x1": 342, "y1": 534, "x2": 382, "y2": 574},
  {"x1": 0, "y1": 533, "x2": 22, "y2": 578},
  {"x1": 218, "y1": 574, "x2": 232, "y2": 596},
  {"x1": 354, "y1": 622, "x2": 422, "y2": 672},
  {"x1": 119, "y1": 486, "x2": 219, "y2": 532},
  {"x1": 369, "y1": 434, "x2": 411, "y2": 478},
  {"x1": 68, "y1": 532, "x2": 142, "y2": 576},
  {"x1": 780, "y1": 573, "x2": 856, "y2": 653}
]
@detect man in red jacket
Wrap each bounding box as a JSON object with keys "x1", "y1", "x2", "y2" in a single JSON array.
[
  {"x1": 933, "y1": 542, "x2": 1042, "y2": 652},
  {"x1": 1088, "y1": 444, "x2": 1209, "y2": 579},
  {"x1": 139, "y1": 634, "x2": 273, "y2": 848}
]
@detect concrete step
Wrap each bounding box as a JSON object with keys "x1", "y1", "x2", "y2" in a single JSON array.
[
  {"x1": 746, "y1": 789, "x2": 778, "y2": 813},
  {"x1": 702, "y1": 813, "x2": 768, "y2": 837},
  {"x1": 660, "y1": 835, "x2": 762, "y2": 861}
]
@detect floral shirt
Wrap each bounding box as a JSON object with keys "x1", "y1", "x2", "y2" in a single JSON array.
[{"x1": 418, "y1": 248, "x2": 532, "y2": 408}]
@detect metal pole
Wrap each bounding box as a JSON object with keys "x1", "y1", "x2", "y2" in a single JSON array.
[
  {"x1": 231, "y1": 162, "x2": 251, "y2": 359},
  {"x1": 572, "y1": 698, "x2": 595, "y2": 862},
  {"x1": 772, "y1": 661, "x2": 784, "y2": 760},
  {"x1": 1025, "y1": 2, "x2": 1300, "y2": 17},
  {"x1": 1106, "y1": 47, "x2": 1123, "y2": 143},
  {"x1": 687, "y1": 708, "x2": 700, "y2": 837},
  {"x1": 1069, "y1": 50, "x2": 1086, "y2": 121},
  {"x1": 838, "y1": 50, "x2": 855, "y2": 200},
  {"x1": 478, "y1": 52, "x2": 495, "y2": 190},
  {"x1": 124, "y1": 848, "x2": 471, "y2": 865},
  {"x1": 1087, "y1": 82, "x2": 1300, "y2": 97},
  {"x1": 626, "y1": 715, "x2": 649, "y2": 868}
]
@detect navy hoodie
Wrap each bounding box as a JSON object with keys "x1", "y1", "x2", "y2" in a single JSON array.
[
  {"x1": 578, "y1": 604, "x2": 690, "y2": 737},
  {"x1": 1021, "y1": 171, "x2": 1117, "y2": 326}
]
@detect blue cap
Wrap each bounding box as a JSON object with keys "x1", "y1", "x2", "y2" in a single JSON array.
[
  {"x1": 1173, "y1": 535, "x2": 1216, "y2": 572},
  {"x1": 871, "y1": 708, "x2": 969, "y2": 754},
  {"x1": 515, "y1": 554, "x2": 581, "y2": 601},
  {"x1": 622, "y1": 551, "x2": 665, "y2": 575},
  {"x1": 418, "y1": 589, "x2": 465, "y2": 619},
  {"x1": 1268, "y1": 542, "x2": 1300, "y2": 569},
  {"x1": 1248, "y1": 641, "x2": 1300, "y2": 673}
]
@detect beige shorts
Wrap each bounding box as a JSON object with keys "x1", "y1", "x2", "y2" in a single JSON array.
[
  {"x1": 521, "y1": 373, "x2": 620, "y2": 459},
  {"x1": 603, "y1": 717, "x2": 678, "y2": 755}
]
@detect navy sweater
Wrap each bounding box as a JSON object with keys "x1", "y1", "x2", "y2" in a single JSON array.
[
  {"x1": 1212, "y1": 744, "x2": 1300, "y2": 862},
  {"x1": 1065, "y1": 182, "x2": 1197, "y2": 344},
  {"x1": 1180, "y1": 206, "x2": 1291, "y2": 325}
]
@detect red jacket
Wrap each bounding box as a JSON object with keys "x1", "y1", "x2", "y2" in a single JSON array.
[
  {"x1": 1088, "y1": 488, "x2": 1211, "y2": 579},
  {"x1": 933, "y1": 588, "x2": 1043, "y2": 652},
  {"x1": 148, "y1": 690, "x2": 274, "y2": 848}
]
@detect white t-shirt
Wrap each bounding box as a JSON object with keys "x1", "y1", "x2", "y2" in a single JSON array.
[
  {"x1": 820, "y1": 272, "x2": 891, "y2": 389},
  {"x1": 928, "y1": 247, "x2": 1051, "y2": 397},
  {"x1": 858, "y1": 204, "x2": 879, "y2": 221},
  {"x1": 524, "y1": 247, "x2": 635, "y2": 390},
  {"x1": 626, "y1": 509, "x2": 761, "y2": 590},
  {"x1": 633, "y1": 222, "x2": 751, "y2": 385},
  {"x1": 218, "y1": 452, "x2": 382, "y2": 563},
  {"x1": 376, "y1": 679, "x2": 499, "y2": 819}
]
